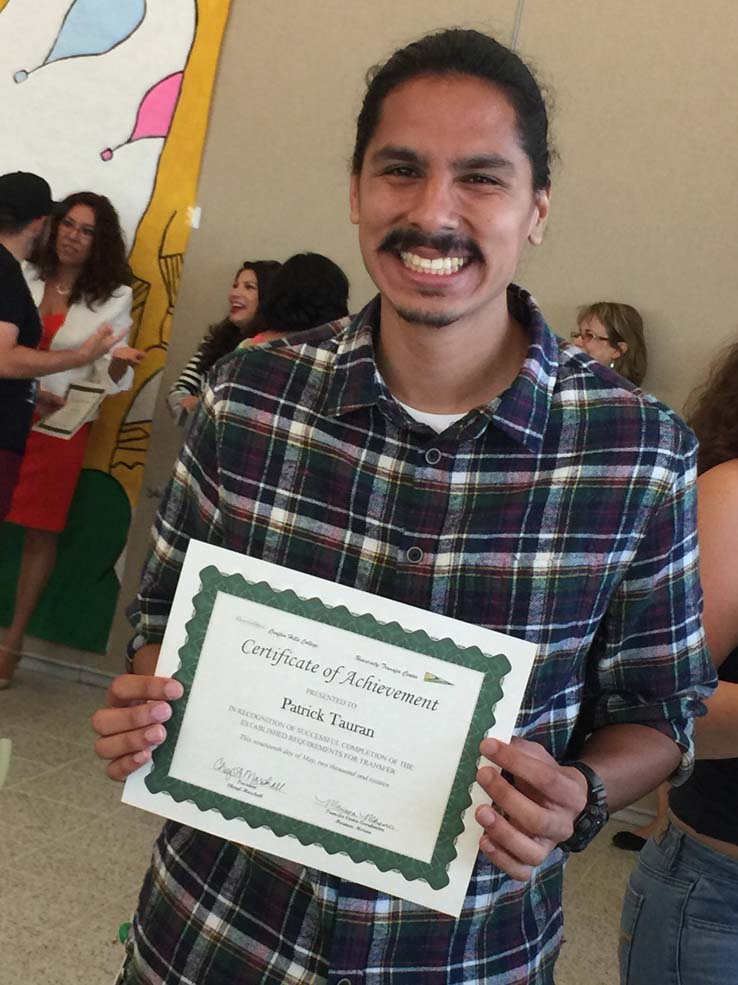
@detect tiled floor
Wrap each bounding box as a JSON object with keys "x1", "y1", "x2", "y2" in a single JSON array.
[{"x1": 1, "y1": 666, "x2": 638, "y2": 984}]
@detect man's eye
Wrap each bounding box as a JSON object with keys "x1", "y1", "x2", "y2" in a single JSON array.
[
  {"x1": 463, "y1": 174, "x2": 500, "y2": 186},
  {"x1": 385, "y1": 166, "x2": 417, "y2": 178}
]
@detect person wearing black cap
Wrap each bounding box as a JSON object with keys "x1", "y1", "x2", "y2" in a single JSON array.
[{"x1": 0, "y1": 171, "x2": 122, "y2": 521}]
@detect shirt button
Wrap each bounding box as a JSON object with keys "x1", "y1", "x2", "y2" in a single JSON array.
[
  {"x1": 424, "y1": 447, "x2": 442, "y2": 465},
  {"x1": 406, "y1": 546, "x2": 424, "y2": 564}
]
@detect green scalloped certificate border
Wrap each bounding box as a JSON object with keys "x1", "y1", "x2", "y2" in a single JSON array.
[{"x1": 146, "y1": 565, "x2": 511, "y2": 890}]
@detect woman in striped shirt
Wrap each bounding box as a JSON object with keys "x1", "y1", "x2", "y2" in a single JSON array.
[{"x1": 167, "y1": 259, "x2": 280, "y2": 424}]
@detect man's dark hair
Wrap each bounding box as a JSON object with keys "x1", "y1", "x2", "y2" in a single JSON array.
[
  {"x1": 256, "y1": 252, "x2": 350, "y2": 333},
  {"x1": 32, "y1": 191, "x2": 131, "y2": 307},
  {"x1": 352, "y1": 28, "x2": 552, "y2": 190},
  {"x1": 0, "y1": 207, "x2": 32, "y2": 235},
  {"x1": 198, "y1": 260, "x2": 282, "y2": 372}
]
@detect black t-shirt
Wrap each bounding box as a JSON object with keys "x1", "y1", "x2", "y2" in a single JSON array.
[{"x1": 0, "y1": 243, "x2": 42, "y2": 453}]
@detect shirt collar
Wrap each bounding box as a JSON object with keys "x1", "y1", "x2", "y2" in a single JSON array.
[
  {"x1": 482, "y1": 284, "x2": 559, "y2": 453},
  {"x1": 321, "y1": 286, "x2": 559, "y2": 453},
  {"x1": 321, "y1": 297, "x2": 384, "y2": 418}
]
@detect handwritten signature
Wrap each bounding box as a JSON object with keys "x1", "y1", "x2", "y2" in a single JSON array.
[
  {"x1": 315, "y1": 797, "x2": 395, "y2": 831},
  {"x1": 212, "y1": 757, "x2": 286, "y2": 793}
]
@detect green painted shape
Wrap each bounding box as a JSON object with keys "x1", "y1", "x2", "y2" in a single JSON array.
[
  {"x1": 0, "y1": 470, "x2": 131, "y2": 653},
  {"x1": 146, "y1": 565, "x2": 512, "y2": 891},
  {"x1": 0, "y1": 738, "x2": 11, "y2": 788}
]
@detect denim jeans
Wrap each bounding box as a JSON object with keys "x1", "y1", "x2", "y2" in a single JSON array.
[{"x1": 619, "y1": 820, "x2": 738, "y2": 985}]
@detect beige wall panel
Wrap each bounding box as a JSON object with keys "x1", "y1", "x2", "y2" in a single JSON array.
[
  {"x1": 518, "y1": 0, "x2": 738, "y2": 411},
  {"x1": 107, "y1": 2, "x2": 519, "y2": 669}
]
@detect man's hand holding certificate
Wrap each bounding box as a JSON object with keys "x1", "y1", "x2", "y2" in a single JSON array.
[{"x1": 121, "y1": 540, "x2": 535, "y2": 916}]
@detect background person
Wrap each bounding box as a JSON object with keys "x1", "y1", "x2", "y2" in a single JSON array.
[
  {"x1": 242, "y1": 251, "x2": 350, "y2": 344},
  {"x1": 571, "y1": 301, "x2": 647, "y2": 385},
  {"x1": 619, "y1": 338, "x2": 738, "y2": 985},
  {"x1": 167, "y1": 259, "x2": 281, "y2": 424},
  {"x1": 0, "y1": 191, "x2": 142, "y2": 687},
  {"x1": 0, "y1": 173, "x2": 120, "y2": 525}
]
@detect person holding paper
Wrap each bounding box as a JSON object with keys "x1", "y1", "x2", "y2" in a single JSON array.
[
  {"x1": 92, "y1": 29, "x2": 714, "y2": 984},
  {"x1": 0, "y1": 191, "x2": 142, "y2": 687},
  {"x1": 0, "y1": 172, "x2": 121, "y2": 528}
]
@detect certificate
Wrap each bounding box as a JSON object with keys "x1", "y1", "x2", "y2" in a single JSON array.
[
  {"x1": 123, "y1": 540, "x2": 536, "y2": 916},
  {"x1": 33, "y1": 382, "x2": 107, "y2": 439}
]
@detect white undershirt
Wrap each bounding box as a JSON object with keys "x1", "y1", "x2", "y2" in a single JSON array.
[
  {"x1": 376, "y1": 370, "x2": 466, "y2": 433},
  {"x1": 393, "y1": 398, "x2": 465, "y2": 434}
]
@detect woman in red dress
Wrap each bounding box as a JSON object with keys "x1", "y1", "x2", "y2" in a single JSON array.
[{"x1": 0, "y1": 192, "x2": 142, "y2": 686}]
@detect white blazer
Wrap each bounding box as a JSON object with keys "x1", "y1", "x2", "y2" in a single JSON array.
[{"x1": 23, "y1": 263, "x2": 135, "y2": 409}]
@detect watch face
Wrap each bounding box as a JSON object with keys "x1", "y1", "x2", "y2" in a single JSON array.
[
  {"x1": 558, "y1": 761, "x2": 610, "y2": 853},
  {"x1": 565, "y1": 805, "x2": 609, "y2": 852}
]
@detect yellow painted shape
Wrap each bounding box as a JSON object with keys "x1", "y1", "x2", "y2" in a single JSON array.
[{"x1": 84, "y1": 1, "x2": 231, "y2": 508}]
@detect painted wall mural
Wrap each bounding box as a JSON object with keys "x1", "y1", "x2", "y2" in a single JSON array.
[{"x1": 0, "y1": 0, "x2": 231, "y2": 652}]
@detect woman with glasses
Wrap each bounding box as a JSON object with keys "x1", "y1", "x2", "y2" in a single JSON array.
[
  {"x1": 571, "y1": 301, "x2": 647, "y2": 386},
  {"x1": 0, "y1": 191, "x2": 142, "y2": 687}
]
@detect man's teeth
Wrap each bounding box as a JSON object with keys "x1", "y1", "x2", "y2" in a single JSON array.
[{"x1": 399, "y1": 252, "x2": 469, "y2": 275}]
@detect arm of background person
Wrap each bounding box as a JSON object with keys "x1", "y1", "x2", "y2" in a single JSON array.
[
  {"x1": 90, "y1": 289, "x2": 139, "y2": 388},
  {"x1": 694, "y1": 682, "x2": 738, "y2": 759},
  {"x1": 690, "y1": 460, "x2": 738, "y2": 759},
  {"x1": 0, "y1": 319, "x2": 122, "y2": 377},
  {"x1": 167, "y1": 341, "x2": 208, "y2": 423}
]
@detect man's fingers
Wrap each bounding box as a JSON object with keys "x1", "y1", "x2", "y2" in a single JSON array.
[
  {"x1": 106, "y1": 749, "x2": 153, "y2": 783},
  {"x1": 476, "y1": 803, "x2": 555, "y2": 869},
  {"x1": 90, "y1": 674, "x2": 181, "y2": 780},
  {"x1": 476, "y1": 765, "x2": 563, "y2": 841},
  {"x1": 94, "y1": 723, "x2": 168, "y2": 765},
  {"x1": 479, "y1": 834, "x2": 536, "y2": 883},
  {"x1": 91, "y1": 700, "x2": 172, "y2": 738},
  {"x1": 105, "y1": 674, "x2": 183, "y2": 708},
  {"x1": 479, "y1": 737, "x2": 583, "y2": 812}
]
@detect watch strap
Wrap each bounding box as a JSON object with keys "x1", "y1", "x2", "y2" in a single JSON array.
[{"x1": 558, "y1": 760, "x2": 609, "y2": 853}]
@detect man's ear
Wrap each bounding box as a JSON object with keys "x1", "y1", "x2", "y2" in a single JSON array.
[
  {"x1": 349, "y1": 173, "x2": 360, "y2": 225},
  {"x1": 528, "y1": 184, "x2": 551, "y2": 246}
]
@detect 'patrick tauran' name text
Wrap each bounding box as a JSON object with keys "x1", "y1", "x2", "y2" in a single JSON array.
[{"x1": 282, "y1": 697, "x2": 375, "y2": 738}]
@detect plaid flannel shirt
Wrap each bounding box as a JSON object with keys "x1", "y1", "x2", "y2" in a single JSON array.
[{"x1": 122, "y1": 288, "x2": 714, "y2": 985}]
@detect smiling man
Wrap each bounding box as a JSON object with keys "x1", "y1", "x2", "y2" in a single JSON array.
[{"x1": 93, "y1": 30, "x2": 714, "y2": 984}]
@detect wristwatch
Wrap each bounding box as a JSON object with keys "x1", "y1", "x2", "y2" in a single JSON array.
[{"x1": 558, "y1": 761, "x2": 609, "y2": 853}]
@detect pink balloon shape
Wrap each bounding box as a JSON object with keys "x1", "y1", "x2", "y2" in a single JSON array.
[{"x1": 130, "y1": 71, "x2": 183, "y2": 142}]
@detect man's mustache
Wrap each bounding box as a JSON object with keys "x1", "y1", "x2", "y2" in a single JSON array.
[{"x1": 378, "y1": 229, "x2": 484, "y2": 263}]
